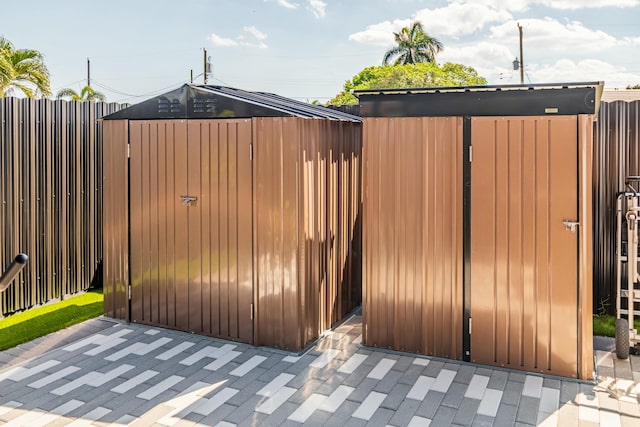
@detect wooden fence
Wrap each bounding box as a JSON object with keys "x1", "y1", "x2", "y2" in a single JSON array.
[{"x1": 0, "y1": 98, "x2": 126, "y2": 316}]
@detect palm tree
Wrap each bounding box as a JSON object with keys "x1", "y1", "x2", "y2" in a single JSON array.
[
  {"x1": 56, "y1": 85, "x2": 106, "y2": 102},
  {"x1": 383, "y1": 21, "x2": 443, "y2": 66},
  {"x1": 0, "y1": 37, "x2": 51, "y2": 98}
]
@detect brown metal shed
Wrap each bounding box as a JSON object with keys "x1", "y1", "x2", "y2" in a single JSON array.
[
  {"x1": 356, "y1": 83, "x2": 602, "y2": 379},
  {"x1": 102, "y1": 84, "x2": 362, "y2": 351}
]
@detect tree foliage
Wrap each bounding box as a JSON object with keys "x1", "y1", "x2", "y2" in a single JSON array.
[
  {"x1": 383, "y1": 21, "x2": 443, "y2": 65},
  {"x1": 57, "y1": 85, "x2": 106, "y2": 102},
  {"x1": 329, "y1": 62, "x2": 488, "y2": 105},
  {"x1": 0, "y1": 37, "x2": 51, "y2": 98},
  {"x1": 627, "y1": 84, "x2": 640, "y2": 89}
]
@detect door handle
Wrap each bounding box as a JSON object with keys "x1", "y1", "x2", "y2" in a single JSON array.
[
  {"x1": 180, "y1": 195, "x2": 198, "y2": 207},
  {"x1": 563, "y1": 220, "x2": 579, "y2": 232}
]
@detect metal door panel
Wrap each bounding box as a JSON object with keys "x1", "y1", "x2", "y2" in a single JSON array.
[
  {"x1": 129, "y1": 119, "x2": 253, "y2": 343},
  {"x1": 470, "y1": 116, "x2": 579, "y2": 377}
]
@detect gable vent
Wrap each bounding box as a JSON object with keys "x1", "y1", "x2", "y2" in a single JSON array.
[
  {"x1": 192, "y1": 98, "x2": 217, "y2": 114},
  {"x1": 157, "y1": 97, "x2": 182, "y2": 114}
]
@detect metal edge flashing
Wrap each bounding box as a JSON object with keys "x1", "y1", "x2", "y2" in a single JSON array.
[{"x1": 356, "y1": 82, "x2": 604, "y2": 118}]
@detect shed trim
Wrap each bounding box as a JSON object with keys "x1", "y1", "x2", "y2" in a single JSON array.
[{"x1": 355, "y1": 82, "x2": 603, "y2": 118}]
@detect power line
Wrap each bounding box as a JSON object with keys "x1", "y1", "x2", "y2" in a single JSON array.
[{"x1": 91, "y1": 79, "x2": 188, "y2": 102}]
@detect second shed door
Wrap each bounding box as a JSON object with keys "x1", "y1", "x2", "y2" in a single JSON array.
[
  {"x1": 129, "y1": 119, "x2": 253, "y2": 343},
  {"x1": 470, "y1": 116, "x2": 579, "y2": 377}
]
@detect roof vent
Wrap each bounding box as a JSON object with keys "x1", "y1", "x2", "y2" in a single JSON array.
[
  {"x1": 157, "y1": 97, "x2": 182, "y2": 114},
  {"x1": 192, "y1": 98, "x2": 217, "y2": 114}
]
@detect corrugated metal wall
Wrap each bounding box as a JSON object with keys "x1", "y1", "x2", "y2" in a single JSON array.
[
  {"x1": 362, "y1": 117, "x2": 464, "y2": 358},
  {"x1": 127, "y1": 119, "x2": 254, "y2": 342},
  {"x1": 103, "y1": 117, "x2": 362, "y2": 351},
  {"x1": 253, "y1": 117, "x2": 362, "y2": 350},
  {"x1": 593, "y1": 101, "x2": 640, "y2": 314},
  {"x1": 102, "y1": 119, "x2": 129, "y2": 320},
  {"x1": 362, "y1": 115, "x2": 593, "y2": 378},
  {"x1": 469, "y1": 116, "x2": 589, "y2": 378},
  {"x1": 0, "y1": 98, "x2": 125, "y2": 316}
]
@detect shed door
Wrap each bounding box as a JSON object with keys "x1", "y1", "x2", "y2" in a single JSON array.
[
  {"x1": 470, "y1": 116, "x2": 579, "y2": 377},
  {"x1": 129, "y1": 119, "x2": 253, "y2": 343}
]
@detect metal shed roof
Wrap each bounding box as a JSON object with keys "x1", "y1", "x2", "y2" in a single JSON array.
[
  {"x1": 355, "y1": 82, "x2": 603, "y2": 117},
  {"x1": 103, "y1": 84, "x2": 361, "y2": 122}
]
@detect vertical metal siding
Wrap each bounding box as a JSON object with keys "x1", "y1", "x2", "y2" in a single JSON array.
[
  {"x1": 253, "y1": 117, "x2": 362, "y2": 350},
  {"x1": 592, "y1": 101, "x2": 640, "y2": 314},
  {"x1": 470, "y1": 116, "x2": 585, "y2": 378},
  {"x1": 104, "y1": 116, "x2": 360, "y2": 350},
  {"x1": 0, "y1": 98, "x2": 125, "y2": 316},
  {"x1": 362, "y1": 117, "x2": 463, "y2": 358},
  {"x1": 102, "y1": 119, "x2": 130, "y2": 320},
  {"x1": 126, "y1": 119, "x2": 253, "y2": 342}
]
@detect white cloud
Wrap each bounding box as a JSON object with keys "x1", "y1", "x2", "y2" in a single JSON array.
[
  {"x1": 244, "y1": 26, "x2": 267, "y2": 41},
  {"x1": 525, "y1": 58, "x2": 640, "y2": 87},
  {"x1": 535, "y1": 0, "x2": 639, "y2": 9},
  {"x1": 458, "y1": 0, "x2": 530, "y2": 12},
  {"x1": 209, "y1": 27, "x2": 268, "y2": 49},
  {"x1": 440, "y1": 42, "x2": 514, "y2": 69},
  {"x1": 265, "y1": 0, "x2": 299, "y2": 9},
  {"x1": 348, "y1": 2, "x2": 512, "y2": 46},
  {"x1": 349, "y1": 19, "x2": 411, "y2": 46},
  {"x1": 622, "y1": 36, "x2": 640, "y2": 46},
  {"x1": 414, "y1": 3, "x2": 512, "y2": 37},
  {"x1": 307, "y1": 0, "x2": 327, "y2": 18},
  {"x1": 209, "y1": 33, "x2": 238, "y2": 47},
  {"x1": 490, "y1": 18, "x2": 618, "y2": 52},
  {"x1": 460, "y1": 0, "x2": 639, "y2": 11}
]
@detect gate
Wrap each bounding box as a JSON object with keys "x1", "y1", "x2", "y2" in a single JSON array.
[
  {"x1": 129, "y1": 119, "x2": 253, "y2": 343},
  {"x1": 469, "y1": 116, "x2": 579, "y2": 377}
]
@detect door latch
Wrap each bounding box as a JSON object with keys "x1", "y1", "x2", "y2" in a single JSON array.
[
  {"x1": 180, "y1": 195, "x2": 198, "y2": 207},
  {"x1": 563, "y1": 220, "x2": 580, "y2": 232}
]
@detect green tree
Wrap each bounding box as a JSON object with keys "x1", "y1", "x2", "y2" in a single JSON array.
[
  {"x1": 383, "y1": 21, "x2": 443, "y2": 65},
  {"x1": 329, "y1": 62, "x2": 488, "y2": 105},
  {"x1": 0, "y1": 36, "x2": 51, "y2": 98},
  {"x1": 627, "y1": 84, "x2": 640, "y2": 89},
  {"x1": 56, "y1": 85, "x2": 106, "y2": 102}
]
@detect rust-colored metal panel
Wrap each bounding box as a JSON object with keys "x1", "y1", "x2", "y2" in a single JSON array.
[
  {"x1": 102, "y1": 119, "x2": 130, "y2": 320},
  {"x1": 253, "y1": 117, "x2": 362, "y2": 351},
  {"x1": 470, "y1": 116, "x2": 580, "y2": 378},
  {"x1": 362, "y1": 117, "x2": 463, "y2": 358},
  {"x1": 253, "y1": 117, "x2": 296, "y2": 349},
  {"x1": 128, "y1": 119, "x2": 253, "y2": 343}
]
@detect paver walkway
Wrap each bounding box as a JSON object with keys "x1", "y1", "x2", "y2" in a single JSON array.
[{"x1": 0, "y1": 315, "x2": 639, "y2": 426}]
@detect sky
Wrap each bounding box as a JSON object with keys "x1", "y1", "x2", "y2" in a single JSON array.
[{"x1": 2, "y1": 0, "x2": 639, "y2": 104}]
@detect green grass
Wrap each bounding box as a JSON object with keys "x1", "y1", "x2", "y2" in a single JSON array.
[
  {"x1": 593, "y1": 314, "x2": 640, "y2": 337},
  {"x1": 0, "y1": 289, "x2": 103, "y2": 351}
]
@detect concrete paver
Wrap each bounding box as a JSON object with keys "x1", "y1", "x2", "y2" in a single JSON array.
[{"x1": 0, "y1": 315, "x2": 639, "y2": 426}]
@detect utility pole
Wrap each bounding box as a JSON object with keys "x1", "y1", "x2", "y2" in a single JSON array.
[
  {"x1": 518, "y1": 23, "x2": 524, "y2": 84},
  {"x1": 87, "y1": 58, "x2": 91, "y2": 87},
  {"x1": 190, "y1": 69, "x2": 193, "y2": 84},
  {"x1": 203, "y1": 48, "x2": 208, "y2": 84}
]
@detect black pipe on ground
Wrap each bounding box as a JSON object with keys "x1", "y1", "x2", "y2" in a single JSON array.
[{"x1": 0, "y1": 254, "x2": 28, "y2": 292}]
